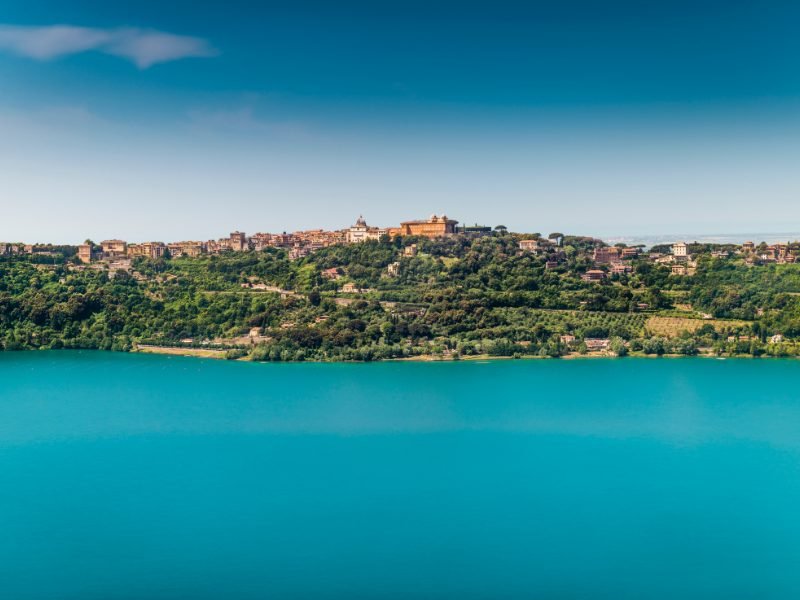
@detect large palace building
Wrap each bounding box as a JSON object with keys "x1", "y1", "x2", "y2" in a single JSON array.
[{"x1": 396, "y1": 214, "x2": 458, "y2": 238}]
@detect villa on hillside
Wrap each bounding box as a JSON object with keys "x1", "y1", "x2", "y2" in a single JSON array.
[{"x1": 581, "y1": 269, "x2": 606, "y2": 282}]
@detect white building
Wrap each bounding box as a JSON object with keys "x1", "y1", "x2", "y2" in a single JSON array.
[
  {"x1": 346, "y1": 216, "x2": 386, "y2": 243},
  {"x1": 671, "y1": 242, "x2": 688, "y2": 257},
  {"x1": 519, "y1": 239, "x2": 541, "y2": 252}
]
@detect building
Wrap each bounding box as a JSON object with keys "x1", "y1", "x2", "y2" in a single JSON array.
[
  {"x1": 340, "y1": 282, "x2": 371, "y2": 294},
  {"x1": 610, "y1": 263, "x2": 632, "y2": 275},
  {"x1": 459, "y1": 224, "x2": 493, "y2": 235},
  {"x1": 396, "y1": 214, "x2": 458, "y2": 238},
  {"x1": 671, "y1": 242, "x2": 688, "y2": 258},
  {"x1": 77, "y1": 244, "x2": 94, "y2": 264},
  {"x1": 346, "y1": 216, "x2": 369, "y2": 243},
  {"x1": 322, "y1": 267, "x2": 342, "y2": 280},
  {"x1": 230, "y1": 231, "x2": 247, "y2": 251},
  {"x1": 168, "y1": 241, "x2": 204, "y2": 258},
  {"x1": 519, "y1": 239, "x2": 542, "y2": 253},
  {"x1": 769, "y1": 243, "x2": 792, "y2": 262},
  {"x1": 288, "y1": 246, "x2": 311, "y2": 260},
  {"x1": 593, "y1": 246, "x2": 621, "y2": 265},
  {"x1": 671, "y1": 264, "x2": 688, "y2": 275},
  {"x1": 585, "y1": 338, "x2": 611, "y2": 351},
  {"x1": 742, "y1": 241, "x2": 755, "y2": 253},
  {"x1": 581, "y1": 269, "x2": 606, "y2": 282},
  {"x1": 101, "y1": 239, "x2": 127, "y2": 259},
  {"x1": 387, "y1": 262, "x2": 400, "y2": 277},
  {"x1": 128, "y1": 242, "x2": 167, "y2": 259},
  {"x1": 205, "y1": 239, "x2": 228, "y2": 254},
  {"x1": 346, "y1": 216, "x2": 386, "y2": 243},
  {"x1": 269, "y1": 233, "x2": 295, "y2": 248},
  {"x1": 292, "y1": 229, "x2": 345, "y2": 248},
  {"x1": 18, "y1": 244, "x2": 56, "y2": 256},
  {"x1": 403, "y1": 244, "x2": 418, "y2": 257}
]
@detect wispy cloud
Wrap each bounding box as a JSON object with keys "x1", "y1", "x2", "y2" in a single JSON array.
[
  {"x1": 0, "y1": 24, "x2": 217, "y2": 68},
  {"x1": 187, "y1": 106, "x2": 317, "y2": 140}
]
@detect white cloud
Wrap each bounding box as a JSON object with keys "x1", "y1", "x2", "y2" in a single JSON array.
[
  {"x1": 0, "y1": 24, "x2": 217, "y2": 68},
  {"x1": 186, "y1": 106, "x2": 316, "y2": 140}
]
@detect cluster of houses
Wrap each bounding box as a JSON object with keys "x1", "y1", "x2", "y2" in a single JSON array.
[
  {"x1": 658, "y1": 241, "x2": 797, "y2": 268},
  {"x1": 518, "y1": 237, "x2": 638, "y2": 280},
  {"x1": 515, "y1": 237, "x2": 799, "y2": 281},
  {"x1": 73, "y1": 229, "x2": 349, "y2": 265},
  {"x1": 0, "y1": 243, "x2": 61, "y2": 257},
  {"x1": 740, "y1": 241, "x2": 797, "y2": 264},
  {"x1": 60, "y1": 214, "x2": 470, "y2": 265},
  {"x1": 4, "y1": 221, "x2": 798, "y2": 276}
]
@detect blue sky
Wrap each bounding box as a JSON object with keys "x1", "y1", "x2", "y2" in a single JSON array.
[{"x1": 1, "y1": 0, "x2": 799, "y2": 243}]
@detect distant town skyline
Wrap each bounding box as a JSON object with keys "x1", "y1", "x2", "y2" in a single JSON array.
[{"x1": 2, "y1": 1, "x2": 800, "y2": 242}]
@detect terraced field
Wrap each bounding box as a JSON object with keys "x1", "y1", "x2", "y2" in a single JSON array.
[{"x1": 645, "y1": 315, "x2": 749, "y2": 338}]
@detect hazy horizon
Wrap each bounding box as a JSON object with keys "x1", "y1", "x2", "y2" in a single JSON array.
[{"x1": 2, "y1": 1, "x2": 799, "y2": 241}]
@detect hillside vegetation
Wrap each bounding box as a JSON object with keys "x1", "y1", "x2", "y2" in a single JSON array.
[{"x1": 2, "y1": 234, "x2": 800, "y2": 360}]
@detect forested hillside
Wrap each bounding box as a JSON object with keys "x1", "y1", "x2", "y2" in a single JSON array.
[{"x1": 2, "y1": 234, "x2": 799, "y2": 360}]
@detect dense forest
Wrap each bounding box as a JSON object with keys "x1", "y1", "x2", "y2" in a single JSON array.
[{"x1": 2, "y1": 233, "x2": 800, "y2": 361}]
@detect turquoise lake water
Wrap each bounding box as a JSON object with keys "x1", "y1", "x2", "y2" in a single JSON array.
[{"x1": 2, "y1": 352, "x2": 800, "y2": 598}]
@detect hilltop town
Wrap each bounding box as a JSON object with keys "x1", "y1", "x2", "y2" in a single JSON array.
[
  {"x1": 4, "y1": 213, "x2": 796, "y2": 270},
  {"x1": 2, "y1": 213, "x2": 800, "y2": 361}
]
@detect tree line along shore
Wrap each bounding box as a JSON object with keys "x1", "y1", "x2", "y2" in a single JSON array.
[{"x1": 1, "y1": 233, "x2": 799, "y2": 362}]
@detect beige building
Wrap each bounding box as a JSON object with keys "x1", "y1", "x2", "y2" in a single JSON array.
[
  {"x1": 585, "y1": 338, "x2": 611, "y2": 351},
  {"x1": 128, "y1": 242, "x2": 167, "y2": 259},
  {"x1": 101, "y1": 239, "x2": 127, "y2": 259},
  {"x1": 671, "y1": 264, "x2": 688, "y2": 275},
  {"x1": 593, "y1": 246, "x2": 621, "y2": 264},
  {"x1": 396, "y1": 214, "x2": 458, "y2": 238},
  {"x1": 77, "y1": 244, "x2": 94, "y2": 264},
  {"x1": 230, "y1": 231, "x2": 248, "y2": 251},
  {"x1": 168, "y1": 241, "x2": 204, "y2": 257},
  {"x1": 519, "y1": 239, "x2": 541, "y2": 252},
  {"x1": 610, "y1": 263, "x2": 633, "y2": 275},
  {"x1": 581, "y1": 269, "x2": 606, "y2": 282}
]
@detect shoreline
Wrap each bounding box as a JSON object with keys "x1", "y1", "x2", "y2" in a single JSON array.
[
  {"x1": 8, "y1": 345, "x2": 790, "y2": 363},
  {"x1": 136, "y1": 345, "x2": 230, "y2": 359}
]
